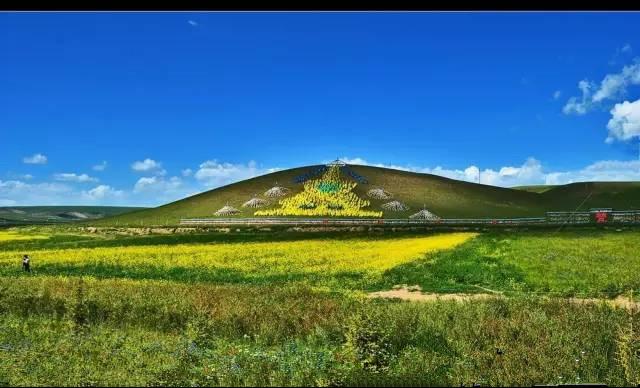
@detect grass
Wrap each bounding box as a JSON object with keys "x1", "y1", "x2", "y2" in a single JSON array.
[
  {"x1": 93, "y1": 164, "x2": 640, "y2": 226},
  {"x1": 376, "y1": 230, "x2": 640, "y2": 297},
  {"x1": 0, "y1": 276, "x2": 637, "y2": 386},
  {"x1": 0, "y1": 230, "x2": 51, "y2": 242},
  {"x1": 2, "y1": 227, "x2": 640, "y2": 386},
  {"x1": 4, "y1": 228, "x2": 639, "y2": 297}
]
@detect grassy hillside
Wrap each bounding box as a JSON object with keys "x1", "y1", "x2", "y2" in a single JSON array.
[
  {"x1": 540, "y1": 181, "x2": 640, "y2": 211},
  {"x1": 97, "y1": 165, "x2": 550, "y2": 226},
  {"x1": 0, "y1": 206, "x2": 145, "y2": 226},
  {"x1": 94, "y1": 165, "x2": 640, "y2": 226}
]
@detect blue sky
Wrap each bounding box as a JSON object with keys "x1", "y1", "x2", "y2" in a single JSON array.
[{"x1": 2, "y1": 12, "x2": 640, "y2": 206}]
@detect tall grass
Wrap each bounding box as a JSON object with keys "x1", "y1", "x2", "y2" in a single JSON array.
[{"x1": 0, "y1": 277, "x2": 638, "y2": 386}]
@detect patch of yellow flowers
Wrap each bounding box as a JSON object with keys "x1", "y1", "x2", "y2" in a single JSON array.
[
  {"x1": 0, "y1": 233, "x2": 477, "y2": 278},
  {"x1": 255, "y1": 165, "x2": 383, "y2": 217}
]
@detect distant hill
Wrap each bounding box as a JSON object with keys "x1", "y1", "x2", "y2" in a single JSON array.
[
  {"x1": 0, "y1": 206, "x2": 146, "y2": 226},
  {"x1": 540, "y1": 182, "x2": 640, "y2": 211},
  {"x1": 96, "y1": 164, "x2": 551, "y2": 226},
  {"x1": 89, "y1": 165, "x2": 640, "y2": 227},
  {"x1": 513, "y1": 185, "x2": 557, "y2": 193}
]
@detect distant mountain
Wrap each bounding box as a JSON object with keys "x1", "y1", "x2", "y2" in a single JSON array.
[{"x1": 0, "y1": 206, "x2": 146, "y2": 226}]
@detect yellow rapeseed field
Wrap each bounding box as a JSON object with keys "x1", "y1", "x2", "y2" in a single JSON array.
[
  {"x1": 0, "y1": 230, "x2": 50, "y2": 242},
  {"x1": 0, "y1": 233, "x2": 476, "y2": 281}
]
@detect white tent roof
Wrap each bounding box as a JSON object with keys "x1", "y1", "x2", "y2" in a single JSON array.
[
  {"x1": 242, "y1": 197, "x2": 268, "y2": 208},
  {"x1": 214, "y1": 205, "x2": 241, "y2": 216},
  {"x1": 381, "y1": 200, "x2": 409, "y2": 211},
  {"x1": 264, "y1": 186, "x2": 290, "y2": 198},
  {"x1": 409, "y1": 209, "x2": 440, "y2": 220},
  {"x1": 367, "y1": 188, "x2": 392, "y2": 200}
]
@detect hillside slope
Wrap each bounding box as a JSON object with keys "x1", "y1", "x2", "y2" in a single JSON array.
[
  {"x1": 97, "y1": 165, "x2": 550, "y2": 226},
  {"x1": 540, "y1": 182, "x2": 640, "y2": 211}
]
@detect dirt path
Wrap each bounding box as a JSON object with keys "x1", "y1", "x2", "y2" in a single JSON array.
[{"x1": 368, "y1": 285, "x2": 639, "y2": 310}]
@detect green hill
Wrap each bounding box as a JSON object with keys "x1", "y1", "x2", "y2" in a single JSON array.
[
  {"x1": 94, "y1": 165, "x2": 640, "y2": 227},
  {"x1": 97, "y1": 164, "x2": 551, "y2": 226},
  {"x1": 540, "y1": 181, "x2": 640, "y2": 211},
  {"x1": 0, "y1": 206, "x2": 146, "y2": 226}
]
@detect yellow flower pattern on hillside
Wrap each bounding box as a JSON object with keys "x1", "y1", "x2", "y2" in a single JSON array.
[{"x1": 255, "y1": 165, "x2": 382, "y2": 217}]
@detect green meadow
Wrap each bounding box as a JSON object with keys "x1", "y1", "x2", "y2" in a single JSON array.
[{"x1": 0, "y1": 228, "x2": 639, "y2": 386}]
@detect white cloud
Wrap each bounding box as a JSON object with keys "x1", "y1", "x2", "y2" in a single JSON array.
[
  {"x1": 134, "y1": 176, "x2": 182, "y2": 193},
  {"x1": 81, "y1": 185, "x2": 124, "y2": 200},
  {"x1": 23, "y1": 153, "x2": 48, "y2": 165},
  {"x1": 188, "y1": 20, "x2": 198, "y2": 26},
  {"x1": 194, "y1": 160, "x2": 269, "y2": 188},
  {"x1": 622, "y1": 44, "x2": 632, "y2": 54},
  {"x1": 338, "y1": 156, "x2": 640, "y2": 187},
  {"x1": 131, "y1": 158, "x2": 166, "y2": 175},
  {"x1": 181, "y1": 168, "x2": 193, "y2": 177},
  {"x1": 563, "y1": 80, "x2": 594, "y2": 115},
  {"x1": 545, "y1": 160, "x2": 640, "y2": 184},
  {"x1": 92, "y1": 161, "x2": 108, "y2": 171},
  {"x1": 53, "y1": 173, "x2": 98, "y2": 183},
  {"x1": 592, "y1": 72, "x2": 626, "y2": 103},
  {"x1": 565, "y1": 62, "x2": 640, "y2": 112},
  {"x1": 606, "y1": 99, "x2": 640, "y2": 143},
  {"x1": 0, "y1": 180, "x2": 73, "y2": 205},
  {"x1": 553, "y1": 90, "x2": 562, "y2": 100}
]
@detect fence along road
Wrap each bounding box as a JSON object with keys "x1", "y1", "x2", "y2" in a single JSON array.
[{"x1": 180, "y1": 210, "x2": 640, "y2": 227}]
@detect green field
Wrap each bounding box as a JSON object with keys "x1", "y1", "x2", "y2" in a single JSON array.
[
  {"x1": 1, "y1": 227, "x2": 639, "y2": 386},
  {"x1": 93, "y1": 165, "x2": 640, "y2": 226}
]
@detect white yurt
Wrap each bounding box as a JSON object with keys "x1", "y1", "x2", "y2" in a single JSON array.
[
  {"x1": 242, "y1": 197, "x2": 269, "y2": 208},
  {"x1": 409, "y1": 208, "x2": 440, "y2": 221},
  {"x1": 214, "y1": 205, "x2": 241, "y2": 216},
  {"x1": 381, "y1": 200, "x2": 409, "y2": 211},
  {"x1": 367, "y1": 188, "x2": 393, "y2": 200},
  {"x1": 264, "y1": 186, "x2": 290, "y2": 198}
]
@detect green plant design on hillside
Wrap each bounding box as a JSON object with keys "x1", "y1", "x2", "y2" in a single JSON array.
[{"x1": 255, "y1": 165, "x2": 382, "y2": 217}]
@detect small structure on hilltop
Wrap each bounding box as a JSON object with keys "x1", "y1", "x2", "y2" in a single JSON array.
[
  {"x1": 381, "y1": 200, "x2": 409, "y2": 212},
  {"x1": 214, "y1": 204, "x2": 241, "y2": 216},
  {"x1": 264, "y1": 182, "x2": 290, "y2": 198},
  {"x1": 367, "y1": 188, "x2": 393, "y2": 200},
  {"x1": 409, "y1": 206, "x2": 440, "y2": 221},
  {"x1": 242, "y1": 196, "x2": 269, "y2": 208}
]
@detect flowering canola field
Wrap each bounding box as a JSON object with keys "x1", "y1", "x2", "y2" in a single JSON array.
[{"x1": 0, "y1": 232, "x2": 476, "y2": 288}]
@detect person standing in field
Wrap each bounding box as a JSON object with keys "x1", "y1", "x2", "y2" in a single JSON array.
[{"x1": 22, "y1": 254, "x2": 31, "y2": 272}]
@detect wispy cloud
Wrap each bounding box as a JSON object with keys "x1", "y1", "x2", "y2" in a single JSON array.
[
  {"x1": 194, "y1": 160, "x2": 275, "y2": 188},
  {"x1": 134, "y1": 176, "x2": 182, "y2": 193},
  {"x1": 553, "y1": 90, "x2": 562, "y2": 100},
  {"x1": 53, "y1": 173, "x2": 98, "y2": 183},
  {"x1": 81, "y1": 185, "x2": 123, "y2": 201},
  {"x1": 131, "y1": 158, "x2": 166, "y2": 175},
  {"x1": 23, "y1": 153, "x2": 48, "y2": 165},
  {"x1": 92, "y1": 161, "x2": 108, "y2": 171},
  {"x1": 562, "y1": 80, "x2": 594, "y2": 115},
  {"x1": 564, "y1": 61, "x2": 640, "y2": 115},
  {"x1": 187, "y1": 20, "x2": 198, "y2": 27}
]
